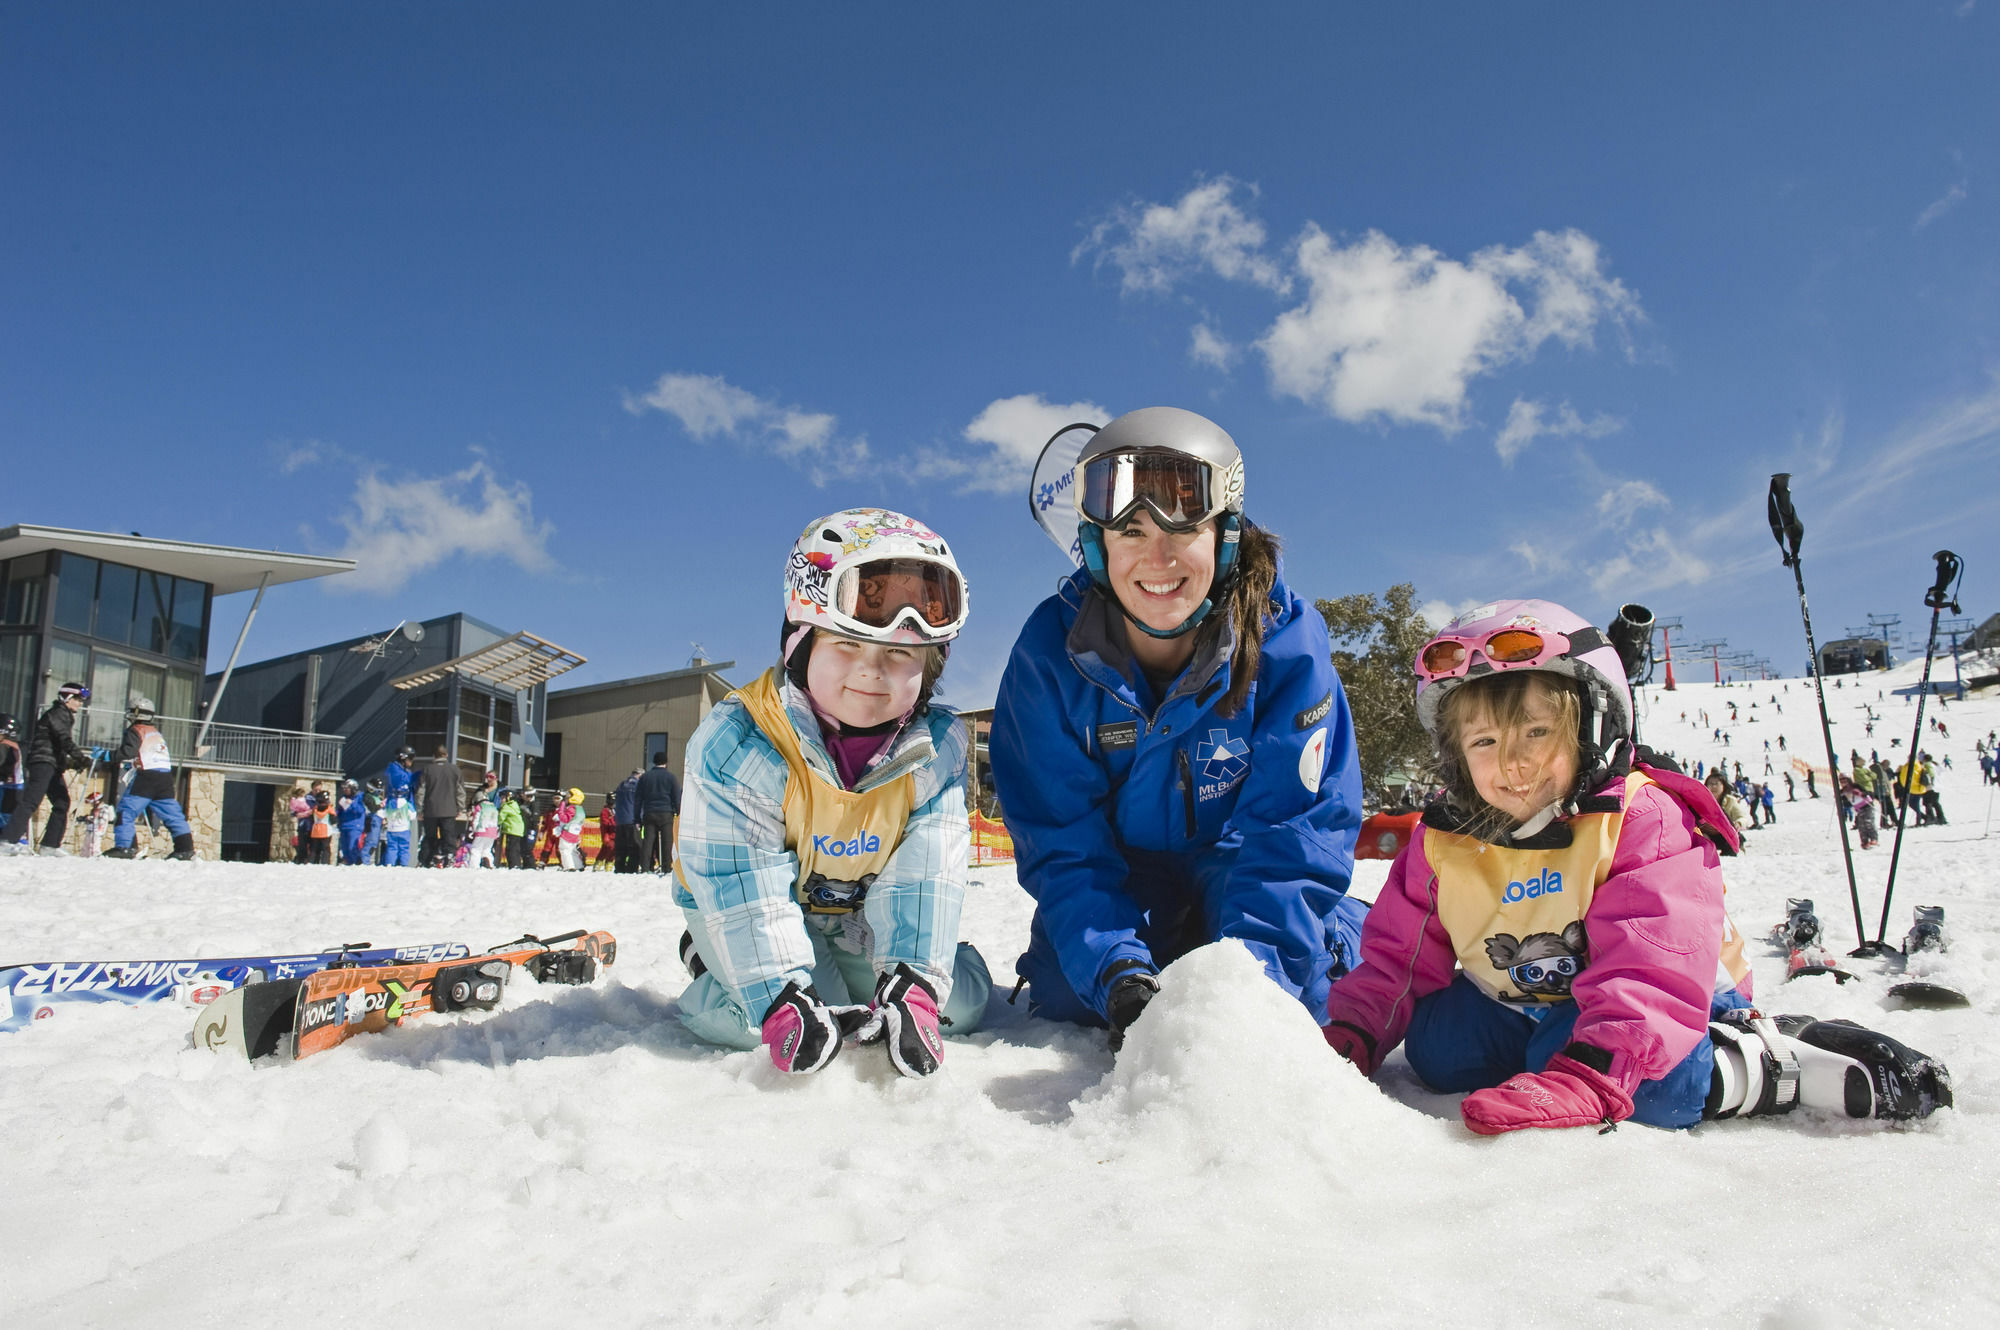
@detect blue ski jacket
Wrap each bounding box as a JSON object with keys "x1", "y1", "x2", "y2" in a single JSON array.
[
  {"x1": 384, "y1": 760, "x2": 418, "y2": 805},
  {"x1": 990, "y1": 564, "x2": 1362, "y2": 1023}
]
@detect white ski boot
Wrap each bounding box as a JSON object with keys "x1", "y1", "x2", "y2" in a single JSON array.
[{"x1": 1707, "y1": 1011, "x2": 1952, "y2": 1121}]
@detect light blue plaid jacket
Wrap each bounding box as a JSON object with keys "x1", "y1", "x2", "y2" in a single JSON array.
[{"x1": 673, "y1": 669, "x2": 970, "y2": 1023}]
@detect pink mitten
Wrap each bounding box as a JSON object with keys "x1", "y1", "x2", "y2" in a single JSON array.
[
  {"x1": 1460, "y1": 1052, "x2": 1635, "y2": 1136},
  {"x1": 1323, "y1": 1021, "x2": 1377, "y2": 1073}
]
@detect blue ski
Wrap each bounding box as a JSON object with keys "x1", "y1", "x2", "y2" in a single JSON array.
[{"x1": 1, "y1": 940, "x2": 471, "y2": 1032}]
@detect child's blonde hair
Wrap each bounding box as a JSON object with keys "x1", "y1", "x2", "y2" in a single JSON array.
[{"x1": 1434, "y1": 671, "x2": 1582, "y2": 835}]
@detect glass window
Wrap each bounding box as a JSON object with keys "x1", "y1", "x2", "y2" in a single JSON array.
[
  {"x1": 405, "y1": 687, "x2": 448, "y2": 762},
  {"x1": 3, "y1": 553, "x2": 47, "y2": 627},
  {"x1": 96, "y1": 562, "x2": 139, "y2": 646},
  {"x1": 163, "y1": 669, "x2": 198, "y2": 722},
  {"x1": 644, "y1": 731, "x2": 670, "y2": 770},
  {"x1": 493, "y1": 696, "x2": 515, "y2": 745},
  {"x1": 0, "y1": 633, "x2": 37, "y2": 724},
  {"x1": 90, "y1": 655, "x2": 131, "y2": 733},
  {"x1": 48, "y1": 638, "x2": 90, "y2": 709},
  {"x1": 170, "y1": 578, "x2": 208, "y2": 661},
  {"x1": 126, "y1": 661, "x2": 163, "y2": 715},
  {"x1": 140, "y1": 573, "x2": 172, "y2": 655},
  {"x1": 53, "y1": 555, "x2": 97, "y2": 635}
]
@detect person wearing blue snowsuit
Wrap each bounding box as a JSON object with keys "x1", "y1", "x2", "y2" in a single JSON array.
[
  {"x1": 384, "y1": 748, "x2": 418, "y2": 806},
  {"x1": 989, "y1": 407, "x2": 1365, "y2": 1047},
  {"x1": 336, "y1": 779, "x2": 367, "y2": 864},
  {"x1": 381, "y1": 792, "x2": 416, "y2": 867}
]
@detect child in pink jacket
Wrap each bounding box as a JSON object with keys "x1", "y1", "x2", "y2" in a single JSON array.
[{"x1": 1325, "y1": 600, "x2": 1950, "y2": 1132}]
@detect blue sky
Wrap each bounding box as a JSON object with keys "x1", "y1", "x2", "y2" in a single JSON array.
[{"x1": 6, "y1": 4, "x2": 1997, "y2": 706}]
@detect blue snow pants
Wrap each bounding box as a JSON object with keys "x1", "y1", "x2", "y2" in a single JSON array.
[
  {"x1": 340, "y1": 827, "x2": 365, "y2": 865},
  {"x1": 114, "y1": 793, "x2": 190, "y2": 849},
  {"x1": 383, "y1": 831, "x2": 412, "y2": 867},
  {"x1": 1403, "y1": 973, "x2": 1752, "y2": 1129},
  {"x1": 677, "y1": 908, "x2": 992, "y2": 1052},
  {"x1": 1015, "y1": 844, "x2": 1369, "y2": 1027}
]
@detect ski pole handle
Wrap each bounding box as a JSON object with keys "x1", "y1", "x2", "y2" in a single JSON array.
[
  {"x1": 1925, "y1": 550, "x2": 1963, "y2": 611},
  {"x1": 1766, "y1": 474, "x2": 1803, "y2": 564}
]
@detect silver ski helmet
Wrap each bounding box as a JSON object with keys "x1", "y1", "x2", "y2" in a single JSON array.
[
  {"x1": 128, "y1": 695, "x2": 157, "y2": 721},
  {"x1": 1072, "y1": 406, "x2": 1245, "y2": 638}
]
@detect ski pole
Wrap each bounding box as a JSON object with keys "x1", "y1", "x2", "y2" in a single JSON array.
[
  {"x1": 1874, "y1": 550, "x2": 1962, "y2": 946},
  {"x1": 1766, "y1": 475, "x2": 1872, "y2": 953}
]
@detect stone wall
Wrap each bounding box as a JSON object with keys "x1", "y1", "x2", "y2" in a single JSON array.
[{"x1": 185, "y1": 768, "x2": 224, "y2": 858}]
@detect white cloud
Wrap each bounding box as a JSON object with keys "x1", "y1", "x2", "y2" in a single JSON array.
[
  {"x1": 1914, "y1": 179, "x2": 1968, "y2": 231},
  {"x1": 1074, "y1": 177, "x2": 1289, "y2": 295},
  {"x1": 1590, "y1": 527, "x2": 1711, "y2": 598},
  {"x1": 917, "y1": 393, "x2": 1112, "y2": 494},
  {"x1": 1495, "y1": 397, "x2": 1624, "y2": 463},
  {"x1": 1507, "y1": 543, "x2": 1567, "y2": 576},
  {"x1": 329, "y1": 459, "x2": 556, "y2": 593},
  {"x1": 1418, "y1": 596, "x2": 1496, "y2": 628},
  {"x1": 1077, "y1": 182, "x2": 1643, "y2": 436},
  {"x1": 1595, "y1": 479, "x2": 1671, "y2": 526},
  {"x1": 1189, "y1": 322, "x2": 1236, "y2": 371},
  {"x1": 1261, "y1": 225, "x2": 1640, "y2": 431},
  {"x1": 624, "y1": 372, "x2": 867, "y2": 477}
]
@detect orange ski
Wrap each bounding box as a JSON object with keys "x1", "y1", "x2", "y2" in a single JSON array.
[{"x1": 288, "y1": 929, "x2": 616, "y2": 1061}]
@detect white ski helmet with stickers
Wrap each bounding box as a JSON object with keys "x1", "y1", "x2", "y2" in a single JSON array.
[{"x1": 782, "y1": 508, "x2": 968, "y2": 653}]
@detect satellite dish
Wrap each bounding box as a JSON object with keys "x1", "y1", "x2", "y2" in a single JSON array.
[{"x1": 401, "y1": 621, "x2": 425, "y2": 642}]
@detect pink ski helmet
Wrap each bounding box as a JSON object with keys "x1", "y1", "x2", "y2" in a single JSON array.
[{"x1": 1413, "y1": 599, "x2": 1633, "y2": 758}]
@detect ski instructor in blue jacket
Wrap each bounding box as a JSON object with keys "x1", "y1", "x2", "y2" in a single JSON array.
[{"x1": 990, "y1": 407, "x2": 1366, "y2": 1048}]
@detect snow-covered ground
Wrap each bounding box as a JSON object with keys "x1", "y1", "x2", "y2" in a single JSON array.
[{"x1": 4, "y1": 659, "x2": 1999, "y2": 1327}]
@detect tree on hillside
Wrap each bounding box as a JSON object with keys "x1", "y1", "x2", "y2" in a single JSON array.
[{"x1": 1316, "y1": 582, "x2": 1436, "y2": 806}]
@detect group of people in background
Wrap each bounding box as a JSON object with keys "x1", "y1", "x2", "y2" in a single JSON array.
[
  {"x1": 280, "y1": 742, "x2": 682, "y2": 873},
  {"x1": 1, "y1": 687, "x2": 198, "y2": 860}
]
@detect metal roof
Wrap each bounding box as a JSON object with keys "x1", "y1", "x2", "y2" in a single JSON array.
[
  {"x1": 546, "y1": 660, "x2": 737, "y2": 702},
  {"x1": 0, "y1": 524, "x2": 354, "y2": 595},
  {"x1": 389, "y1": 631, "x2": 587, "y2": 692}
]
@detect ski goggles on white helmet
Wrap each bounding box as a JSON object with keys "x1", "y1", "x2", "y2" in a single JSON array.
[{"x1": 825, "y1": 556, "x2": 967, "y2": 642}]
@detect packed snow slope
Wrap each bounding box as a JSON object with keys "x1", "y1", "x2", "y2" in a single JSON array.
[{"x1": 4, "y1": 660, "x2": 1999, "y2": 1327}]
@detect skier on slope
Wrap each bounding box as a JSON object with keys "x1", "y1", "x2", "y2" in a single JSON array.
[
  {"x1": 674, "y1": 508, "x2": 991, "y2": 1078},
  {"x1": 0, "y1": 682, "x2": 91, "y2": 857},
  {"x1": 0, "y1": 713, "x2": 22, "y2": 837},
  {"x1": 102, "y1": 697, "x2": 196, "y2": 860},
  {"x1": 989, "y1": 408, "x2": 1366, "y2": 1048},
  {"x1": 1324, "y1": 600, "x2": 1950, "y2": 1131}
]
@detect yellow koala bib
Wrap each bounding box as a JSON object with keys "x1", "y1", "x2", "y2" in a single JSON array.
[
  {"x1": 1426, "y1": 772, "x2": 1749, "y2": 1006},
  {"x1": 734, "y1": 668, "x2": 913, "y2": 913}
]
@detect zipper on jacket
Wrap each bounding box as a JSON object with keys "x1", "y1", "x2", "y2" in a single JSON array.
[{"x1": 1176, "y1": 748, "x2": 1197, "y2": 840}]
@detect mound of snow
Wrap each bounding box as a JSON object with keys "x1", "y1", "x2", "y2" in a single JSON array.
[{"x1": 1073, "y1": 940, "x2": 1436, "y2": 1177}]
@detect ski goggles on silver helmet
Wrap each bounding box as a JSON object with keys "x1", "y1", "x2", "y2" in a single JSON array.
[
  {"x1": 1075, "y1": 450, "x2": 1228, "y2": 532},
  {"x1": 827, "y1": 556, "x2": 968, "y2": 642},
  {"x1": 1071, "y1": 407, "x2": 1245, "y2": 534}
]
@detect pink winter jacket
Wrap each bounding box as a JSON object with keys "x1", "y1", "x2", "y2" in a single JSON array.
[{"x1": 1325, "y1": 767, "x2": 1744, "y2": 1095}]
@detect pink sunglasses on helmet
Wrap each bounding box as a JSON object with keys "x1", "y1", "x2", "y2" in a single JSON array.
[{"x1": 1414, "y1": 623, "x2": 1599, "y2": 683}]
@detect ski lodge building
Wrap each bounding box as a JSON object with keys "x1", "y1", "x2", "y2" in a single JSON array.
[
  {"x1": 204, "y1": 612, "x2": 585, "y2": 860},
  {"x1": 539, "y1": 657, "x2": 738, "y2": 802},
  {"x1": 0, "y1": 524, "x2": 355, "y2": 856}
]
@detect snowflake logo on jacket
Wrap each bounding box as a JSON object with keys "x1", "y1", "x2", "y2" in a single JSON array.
[{"x1": 1197, "y1": 730, "x2": 1251, "y2": 785}]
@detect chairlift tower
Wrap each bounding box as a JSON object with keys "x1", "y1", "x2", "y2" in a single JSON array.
[
  {"x1": 1694, "y1": 639, "x2": 1728, "y2": 684},
  {"x1": 1941, "y1": 616, "x2": 1975, "y2": 700},
  {"x1": 1652, "y1": 616, "x2": 1683, "y2": 690}
]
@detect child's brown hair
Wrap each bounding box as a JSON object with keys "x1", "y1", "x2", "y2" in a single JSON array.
[{"x1": 1435, "y1": 671, "x2": 1583, "y2": 836}]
